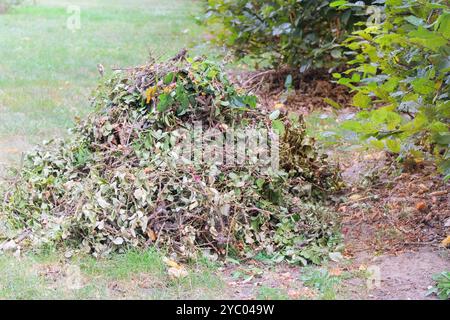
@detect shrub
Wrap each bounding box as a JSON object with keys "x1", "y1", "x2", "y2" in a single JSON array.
[
  {"x1": 202, "y1": 0, "x2": 371, "y2": 72},
  {"x1": 333, "y1": 0, "x2": 450, "y2": 178}
]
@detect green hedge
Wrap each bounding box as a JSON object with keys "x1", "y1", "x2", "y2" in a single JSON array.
[{"x1": 202, "y1": 0, "x2": 371, "y2": 72}]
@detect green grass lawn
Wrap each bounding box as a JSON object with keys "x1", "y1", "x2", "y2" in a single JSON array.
[
  {"x1": 0, "y1": 0, "x2": 204, "y2": 168},
  {"x1": 0, "y1": 0, "x2": 228, "y2": 300},
  {"x1": 0, "y1": 249, "x2": 225, "y2": 299}
]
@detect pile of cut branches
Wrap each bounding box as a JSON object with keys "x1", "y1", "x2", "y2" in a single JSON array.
[{"x1": 0, "y1": 53, "x2": 342, "y2": 264}]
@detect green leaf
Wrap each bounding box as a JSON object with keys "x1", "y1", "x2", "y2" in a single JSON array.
[
  {"x1": 331, "y1": 49, "x2": 342, "y2": 59},
  {"x1": 341, "y1": 120, "x2": 363, "y2": 133},
  {"x1": 386, "y1": 139, "x2": 401, "y2": 153},
  {"x1": 411, "y1": 78, "x2": 435, "y2": 95},
  {"x1": 352, "y1": 92, "x2": 371, "y2": 108},
  {"x1": 370, "y1": 139, "x2": 385, "y2": 150},
  {"x1": 404, "y1": 16, "x2": 424, "y2": 27},
  {"x1": 371, "y1": 108, "x2": 403, "y2": 129},
  {"x1": 434, "y1": 132, "x2": 450, "y2": 146},
  {"x1": 351, "y1": 73, "x2": 361, "y2": 82},
  {"x1": 255, "y1": 178, "x2": 265, "y2": 188},
  {"x1": 430, "y1": 121, "x2": 449, "y2": 135},
  {"x1": 332, "y1": 73, "x2": 342, "y2": 79},
  {"x1": 175, "y1": 83, "x2": 189, "y2": 114},
  {"x1": 437, "y1": 13, "x2": 450, "y2": 40},
  {"x1": 440, "y1": 160, "x2": 450, "y2": 182},
  {"x1": 157, "y1": 93, "x2": 173, "y2": 112},
  {"x1": 163, "y1": 72, "x2": 175, "y2": 84},
  {"x1": 242, "y1": 95, "x2": 258, "y2": 108},
  {"x1": 409, "y1": 26, "x2": 448, "y2": 51},
  {"x1": 386, "y1": 0, "x2": 402, "y2": 5},
  {"x1": 330, "y1": 0, "x2": 348, "y2": 8},
  {"x1": 272, "y1": 120, "x2": 285, "y2": 136}
]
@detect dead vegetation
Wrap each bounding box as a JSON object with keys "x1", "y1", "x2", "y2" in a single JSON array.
[{"x1": 0, "y1": 53, "x2": 342, "y2": 264}]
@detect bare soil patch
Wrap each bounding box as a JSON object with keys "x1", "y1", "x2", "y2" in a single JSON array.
[
  {"x1": 353, "y1": 247, "x2": 449, "y2": 300},
  {"x1": 340, "y1": 156, "x2": 449, "y2": 255}
]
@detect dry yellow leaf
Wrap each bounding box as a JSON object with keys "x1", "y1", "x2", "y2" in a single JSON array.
[
  {"x1": 163, "y1": 257, "x2": 181, "y2": 269},
  {"x1": 163, "y1": 257, "x2": 188, "y2": 279},
  {"x1": 273, "y1": 103, "x2": 285, "y2": 110},
  {"x1": 442, "y1": 235, "x2": 450, "y2": 248},
  {"x1": 145, "y1": 86, "x2": 157, "y2": 104}
]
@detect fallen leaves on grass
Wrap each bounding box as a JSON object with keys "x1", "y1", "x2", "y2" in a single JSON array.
[{"x1": 163, "y1": 257, "x2": 188, "y2": 279}]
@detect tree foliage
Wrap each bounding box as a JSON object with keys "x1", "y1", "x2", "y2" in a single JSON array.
[{"x1": 333, "y1": 0, "x2": 450, "y2": 178}]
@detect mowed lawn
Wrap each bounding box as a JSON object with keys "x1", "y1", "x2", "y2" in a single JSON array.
[
  {"x1": 0, "y1": 0, "x2": 227, "y2": 299},
  {"x1": 0, "y1": 249, "x2": 225, "y2": 299},
  {"x1": 0, "y1": 0, "x2": 204, "y2": 169}
]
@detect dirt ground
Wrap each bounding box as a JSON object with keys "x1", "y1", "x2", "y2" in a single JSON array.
[
  {"x1": 220, "y1": 246, "x2": 449, "y2": 300},
  {"x1": 217, "y1": 71, "x2": 450, "y2": 300},
  {"x1": 216, "y1": 150, "x2": 449, "y2": 300},
  {"x1": 339, "y1": 161, "x2": 450, "y2": 300},
  {"x1": 349, "y1": 247, "x2": 449, "y2": 300}
]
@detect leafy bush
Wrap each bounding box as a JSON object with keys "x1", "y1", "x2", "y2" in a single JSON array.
[
  {"x1": 202, "y1": 0, "x2": 371, "y2": 72},
  {"x1": 333, "y1": 0, "x2": 450, "y2": 178}
]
